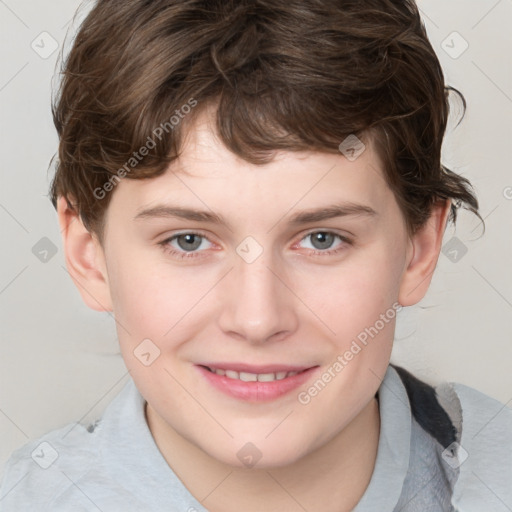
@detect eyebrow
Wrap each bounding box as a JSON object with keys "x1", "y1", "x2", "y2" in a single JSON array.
[{"x1": 133, "y1": 202, "x2": 378, "y2": 227}]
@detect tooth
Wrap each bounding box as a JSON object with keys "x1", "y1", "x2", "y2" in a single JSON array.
[
  {"x1": 239, "y1": 372, "x2": 258, "y2": 382},
  {"x1": 257, "y1": 373, "x2": 276, "y2": 382},
  {"x1": 212, "y1": 368, "x2": 300, "y2": 382}
]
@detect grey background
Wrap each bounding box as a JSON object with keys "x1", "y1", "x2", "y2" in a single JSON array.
[{"x1": 1, "y1": 0, "x2": 511, "y2": 477}]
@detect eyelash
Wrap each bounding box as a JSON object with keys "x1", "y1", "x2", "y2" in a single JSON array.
[{"x1": 158, "y1": 230, "x2": 352, "y2": 260}]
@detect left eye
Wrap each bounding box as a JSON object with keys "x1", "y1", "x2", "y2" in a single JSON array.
[
  {"x1": 298, "y1": 231, "x2": 347, "y2": 252},
  {"x1": 160, "y1": 232, "x2": 212, "y2": 257}
]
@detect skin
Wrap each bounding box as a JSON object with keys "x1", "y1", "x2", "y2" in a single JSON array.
[{"x1": 57, "y1": 105, "x2": 451, "y2": 512}]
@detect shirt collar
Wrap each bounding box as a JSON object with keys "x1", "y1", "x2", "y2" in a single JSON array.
[{"x1": 352, "y1": 365, "x2": 412, "y2": 510}]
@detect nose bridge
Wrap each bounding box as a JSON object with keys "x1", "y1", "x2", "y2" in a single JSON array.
[{"x1": 217, "y1": 240, "x2": 297, "y2": 342}]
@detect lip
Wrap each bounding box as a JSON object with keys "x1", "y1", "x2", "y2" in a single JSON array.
[{"x1": 196, "y1": 363, "x2": 319, "y2": 402}]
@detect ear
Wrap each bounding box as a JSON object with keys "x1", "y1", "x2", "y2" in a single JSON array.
[
  {"x1": 398, "y1": 199, "x2": 452, "y2": 306},
  {"x1": 56, "y1": 196, "x2": 113, "y2": 312}
]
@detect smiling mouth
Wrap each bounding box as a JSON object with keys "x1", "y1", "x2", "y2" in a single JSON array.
[{"x1": 200, "y1": 365, "x2": 310, "y2": 382}]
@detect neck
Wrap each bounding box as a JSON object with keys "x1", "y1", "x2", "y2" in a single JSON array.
[{"x1": 146, "y1": 397, "x2": 380, "y2": 512}]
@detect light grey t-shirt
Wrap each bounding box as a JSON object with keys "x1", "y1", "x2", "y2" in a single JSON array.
[{"x1": 0, "y1": 366, "x2": 511, "y2": 511}]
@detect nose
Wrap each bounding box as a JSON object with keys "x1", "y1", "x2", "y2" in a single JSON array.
[{"x1": 217, "y1": 247, "x2": 299, "y2": 344}]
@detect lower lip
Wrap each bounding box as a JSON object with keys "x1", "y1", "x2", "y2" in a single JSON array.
[{"x1": 196, "y1": 365, "x2": 318, "y2": 402}]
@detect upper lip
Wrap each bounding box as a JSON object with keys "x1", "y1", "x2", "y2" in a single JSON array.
[{"x1": 198, "y1": 362, "x2": 316, "y2": 374}]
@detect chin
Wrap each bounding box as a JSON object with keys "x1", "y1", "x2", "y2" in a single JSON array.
[{"x1": 205, "y1": 435, "x2": 311, "y2": 470}]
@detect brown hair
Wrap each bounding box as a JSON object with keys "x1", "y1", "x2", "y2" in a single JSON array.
[{"x1": 50, "y1": 0, "x2": 482, "y2": 242}]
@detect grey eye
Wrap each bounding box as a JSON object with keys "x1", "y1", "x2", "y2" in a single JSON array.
[
  {"x1": 175, "y1": 233, "x2": 203, "y2": 251},
  {"x1": 308, "y1": 232, "x2": 336, "y2": 250}
]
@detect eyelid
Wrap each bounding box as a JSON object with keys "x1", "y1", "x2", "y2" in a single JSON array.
[
  {"x1": 160, "y1": 230, "x2": 216, "y2": 249},
  {"x1": 299, "y1": 227, "x2": 352, "y2": 239}
]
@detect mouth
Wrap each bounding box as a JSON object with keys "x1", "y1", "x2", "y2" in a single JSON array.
[
  {"x1": 196, "y1": 363, "x2": 319, "y2": 402},
  {"x1": 200, "y1": 365, "x2": 310, "y2": 382}
]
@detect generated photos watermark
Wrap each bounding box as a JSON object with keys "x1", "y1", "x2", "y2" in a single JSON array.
[
  {"x1": 93, "y1": 97, "x2": 198, "y2": 200},
  {"x1": 297, "y1": 302, "x2": 402, "y2": 405}
]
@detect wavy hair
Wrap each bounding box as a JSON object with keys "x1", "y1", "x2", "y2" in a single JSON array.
[{"x1": 50, "y1": 0, "x2": 482, "y2": 241}]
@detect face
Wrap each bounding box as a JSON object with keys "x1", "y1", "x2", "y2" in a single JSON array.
[{"x1": 99, "y1": 108, "x2": 413, "y2": 468}]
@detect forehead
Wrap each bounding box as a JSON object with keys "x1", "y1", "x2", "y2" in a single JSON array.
[{"x1": 109, "y1": 107, "x2": 397, "y2": 227}]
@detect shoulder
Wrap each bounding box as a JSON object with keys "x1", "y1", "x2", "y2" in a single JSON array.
[
  {"x1": 0, "y1": 421, "x2": 99, "y2": 511},
  {"x1": 451, "y1": 380, "x2": 512, "y2": 423},
  {"x1": 391, "y1": 364, "x2": 512, "y2": 510},
  {"x1": 0, "y1": 379, "x2": 151, "y2": 511},
  {"x1": 449, "y1": 381, "x2": 512, "y2": 510},
  {"x1": 390, "y1": 364, "x2": 512, "y2": 444}
]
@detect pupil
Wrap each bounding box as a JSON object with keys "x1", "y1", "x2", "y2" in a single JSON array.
[
  {"x1": 178, "y1": 234, "x2": 201, "y2": 251},
  {"x1": 313, "y1": 232, "x2": 333, "y2": 250}
]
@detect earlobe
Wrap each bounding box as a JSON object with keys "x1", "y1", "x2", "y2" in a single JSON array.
[
  {"x1": 56, "y1": 196, "x2": 113, "y2": 312},
  {"x1": 398, "y1": 199, "x2": 452, "y2": 306}
]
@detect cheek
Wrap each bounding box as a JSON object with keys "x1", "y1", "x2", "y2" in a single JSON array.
[
  {"x1": 293, "y1": 249, "x2": 403, "y2": 440},
  {"x1": 106, "y1": 252, "x2": 194, "y2": 342},
  {"x1": 302, "y1": 243, "x2": 404, "y2": 343},
  {"x1": 106, "y1": 258, "x2": 204, "y2": 396}
]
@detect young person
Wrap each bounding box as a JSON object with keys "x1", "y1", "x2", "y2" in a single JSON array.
[{"x1": 1, "y1": 1, "x2": 511, "y2": 510}]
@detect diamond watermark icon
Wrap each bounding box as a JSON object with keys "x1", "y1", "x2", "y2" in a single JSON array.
[
  {"x1": 442, "y1": 441, "x2": 469, "y2": 469},
  {"x1": 31, "y1": 32, "x2": 59, "y2": 59},
  {"x1": 338, "y1": 134, "x2": 366, "y2": 161},
  {"x1": 32, "y1": 237, "x2": 58, "y2": 263},
  {"x1": 236, "y1": 236, "x2": 263, "y2": 264},
  {"x1": 237, "y1": 442, "x2": 262, "y2": 468},
  {"x1": 441, "y1": 31, "x2": 469, "y2": 59},
  {"x1": 134, "y1": 338, "x2": 161, "y2": 366},
  {"x1": 442, "y1": 236, "x2": 468, "y2": 263},
  {"x1": 31, "y1": 441, "x2": 59, "y2": 469}
]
